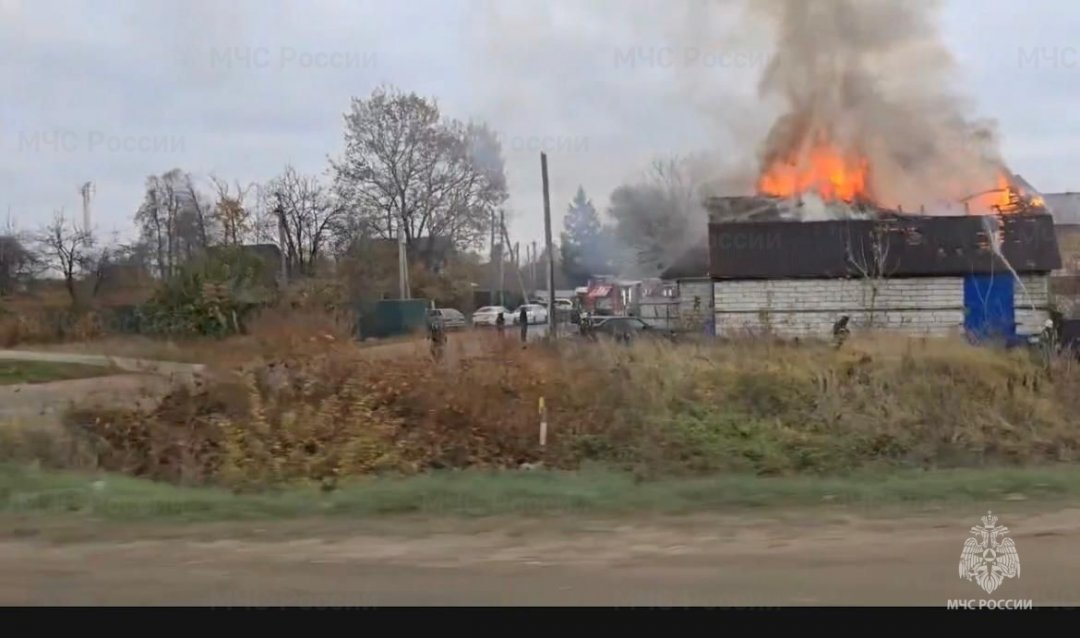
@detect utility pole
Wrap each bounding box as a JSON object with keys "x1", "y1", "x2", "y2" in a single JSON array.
[
  {"x1": 541, "y1": 152, "x2": 556, "y2": 340},
  {"x1": 277, "y1": 211, "x2": 289, "y2": 288},
  {"x1": 397, "y1": 216, "x2": 410, "y2": 299},
  {"x1": 531, "y1": 240, "x2": 538, "y2": 292},
  {"x1": 500, "y1": 218, "x2": 528, "y2": 303},
  {"x1": 498, "y1": 209, "x2": 506, "y2": 307},
  {"x1": 490, "y1": 209, "x2": 498, "y2": 305},
  {"x1": 78, "y1": 182, "x2": 94, "y2": 233}
]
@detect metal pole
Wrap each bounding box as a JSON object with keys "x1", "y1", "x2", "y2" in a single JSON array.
[
  {"x1": 278, "y1": 213, "x2": 289, "y2": 287},
  {"x1": 502, "y1": 220, "x2": 528, "y2": 303},
  {"x1": 397, "y1": 217, "x2": 408, "y2": 299},
  {"x1": 490, "y1": 209, "x2": 498, "y2": 305},
  {"x1": 541, "y1": 153, "x2": 556, "y2": 340},
  {"x1": 79, "y1": 182, "x2": 93, "y2": 233},
  {"x1": 498, "y1": 209, "x2": 505, "y2": 307}
]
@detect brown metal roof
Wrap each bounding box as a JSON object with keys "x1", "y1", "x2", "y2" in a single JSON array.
[{"x1": 701, "y1": 213, "x2": 1061, "y2": 280}]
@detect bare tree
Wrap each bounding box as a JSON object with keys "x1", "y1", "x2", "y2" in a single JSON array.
[
  {"x1": 134, "y1": 169, "x2": 215, "y2": 279},
  {"x1": 247, "y1": 184, "x2": 280, "y2": 245},
  {"x1": 210, "y1": 176, "x2": 255, "y2": 246},
  {"x1": 266, "y1": 165, "x2": 343, "y2": 277},
  {"x1": 845, "y1": 220, "x2": 896, "y2": 328},
  {"x1": 1, "y1": 214, "x2": 41, "y2": 296},
  {"x1": 35, "y1": 211, "x2": 96, "y2": 305},
  {"x1": 86, "y1": 245, "x2": 116, "y2": 300},
  {"x1": 331, "y1": 85, "x2": 507, "y2": 267},
  {"x1": 135, "y1": 175, "x2": 170, "y2": 280},
  {"x1": 0, "y1": 236, "x2": 32, "y2": 296},
  {"x1": 179, "y1": 176, "x2": 215, "y2": 260}
]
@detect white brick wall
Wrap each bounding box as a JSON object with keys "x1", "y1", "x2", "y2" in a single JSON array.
[
  {"x1": 677, "y1": 280, "x2": 714, "y2": 330},
  {"x1": 1016, "y1": 275, "x2": 1051, "y2": 334},
  {"x1": 712, "y1": 275, "x2": 1052, "y2": 339}
]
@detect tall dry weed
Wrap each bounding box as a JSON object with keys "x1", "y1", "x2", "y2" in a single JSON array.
[
  {"x1": 216, "y1": 360, "x2": 404, "y2": 491},
  {"x1": 0, "y1": 308, "x2": 106, "y2": 347},
  {"x1": 240, "y1": 305, "x2": 356, "y2": 361},
  {"x1": 53, "y1": 332, "x2": 1080, "y2": 487}
]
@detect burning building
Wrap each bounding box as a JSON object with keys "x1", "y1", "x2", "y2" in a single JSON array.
[
  {"x1": 658, "y1": 72, "x2": 1065, "y2": 340},
  {"x1": 658, "y1": 0, "x2": 1062, "y2": 341},
  {"x1": 663, "y1": 170, "x2": 1061, "y2": 341},
  {"x1": 664, "y1": 211, "x2": 1059, "y2": 340}
]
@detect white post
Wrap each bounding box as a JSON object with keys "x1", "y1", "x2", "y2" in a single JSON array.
[{"x1": 538, "y1": 396, "x2": 548, "y2": 448}]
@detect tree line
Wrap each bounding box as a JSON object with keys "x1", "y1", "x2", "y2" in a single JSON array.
[{"x1": 2, "y1": 84, "x2": 711, "y2": 304}]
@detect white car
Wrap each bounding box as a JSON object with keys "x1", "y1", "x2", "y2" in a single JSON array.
[
  {"x1": 513, "y1": 304, "x2": 549, "y2": 325},
  {"x1": 554, "y1": 299, "x2": 574, "y2": 311},
  {"x1": 471, "y1": 306, "x2": 512, "y2": 327}
]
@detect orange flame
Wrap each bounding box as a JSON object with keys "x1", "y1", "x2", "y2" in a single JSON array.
[
  {"x1": 964, "y1": 173, "x2": 1045, "y2": 215},
  {"x1": 757, "y1": 134, "x2": 1045, "y2": 215},
  {"x1": 757, "y1": 137, "x2": 870, "y2": 203}
]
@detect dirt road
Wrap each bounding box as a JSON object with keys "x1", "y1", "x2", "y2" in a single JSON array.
[
  {"x1": 0, "y1": 336, "x2": 484, "y2": 427},
  {"x1": 2, "y1": 507, "x2": 1078, "y2": 605},
  {"x1": 0, "y1": 350, "x2": 203, "y2": 427}
]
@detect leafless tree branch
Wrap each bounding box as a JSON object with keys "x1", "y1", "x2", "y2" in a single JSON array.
[
  {"x1": 266, "y1": 165, "x2": 343, "y2": 277},
  {"x1": 331, "y1": 85, "x2": 507, "y2": 268},
  {"x1": 35, "y1": 210, "x2": 96, "y2": 305}
]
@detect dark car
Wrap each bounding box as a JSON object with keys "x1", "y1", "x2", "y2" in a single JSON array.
[
  {"x1": 427, "y1": 308, "x2": 467, "y2": 330},
  {"x1": 581, "y1": 316, "x2": 674, "y2": 343}
]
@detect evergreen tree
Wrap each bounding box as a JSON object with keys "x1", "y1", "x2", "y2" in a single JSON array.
[{"x1": 559, "y1": 186, "x2": 610, "y2": 286}]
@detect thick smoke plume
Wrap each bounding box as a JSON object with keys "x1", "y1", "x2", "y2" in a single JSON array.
[
  {"x1": 467, "y1": 0, "x2": 1008, "y2": 271},
  {"x1": 751, "y1": 0, "x2": 1004, "y2": 210}
]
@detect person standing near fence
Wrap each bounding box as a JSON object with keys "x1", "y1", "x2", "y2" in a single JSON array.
[{"x1": 519, "y1": 305, "x2": 529, "y2": 345}]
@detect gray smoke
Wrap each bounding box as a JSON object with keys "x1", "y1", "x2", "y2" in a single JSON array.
[
  {"x1": 466, "y1": 0, "x2": 1005, "y2": 265},
  {"x1": 749, "y1": 0, "x2": 1005, "y2": 211}
]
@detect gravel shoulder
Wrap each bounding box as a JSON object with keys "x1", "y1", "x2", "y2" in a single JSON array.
[{"x1": 1, "y1": 506, "x2": 1076, "y2": 605}]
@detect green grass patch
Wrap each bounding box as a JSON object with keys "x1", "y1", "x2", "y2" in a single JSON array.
[
  {"x1": 0, "y1": 360, "x2": 115, "y2": 385},
  {"x1": 3, "y1": 463, "x2": 1080, "y2": 523}
]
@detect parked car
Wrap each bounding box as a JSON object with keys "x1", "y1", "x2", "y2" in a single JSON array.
[
  {"x1": 513, "y1": 304, "x2": 549, "y2": 325},
  {"x1": 581, "y1": 316, "x2": 674, "y2": 342},
  {"x1": 471, "y1": 306, "x2": 512, "y2": 327},
  {"x1": 428, "y1": 308, "x2": 467, "y2": 330}
]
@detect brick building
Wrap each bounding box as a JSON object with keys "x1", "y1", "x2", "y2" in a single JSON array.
[{"x1": 662, "y1": 213, "x2": 1061, "y2": 341}]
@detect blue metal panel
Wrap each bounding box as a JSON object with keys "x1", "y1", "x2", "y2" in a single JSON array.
[{"x1": 963, "y1": 275, "x2": 1016, "y2": 342}]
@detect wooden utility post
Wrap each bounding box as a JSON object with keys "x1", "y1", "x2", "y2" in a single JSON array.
[
  {"x1": 397, "y1": 216, "x2": 409, "y2": 299},
  {"x1": 490, "y1": 210, "x2": 498, "y2": 305},
  {"x1": 498, "y1": 209, "x2": 505, "y2": 307},
  {"x1": 278, "y1": 213, "x2": 289, "y2": 288},
  {"x1": 501, "y1": 220, "x2": 528, "y2": 303},
  {"x1": 541, "y1": 152, "x2": 556, "y2": 340}
]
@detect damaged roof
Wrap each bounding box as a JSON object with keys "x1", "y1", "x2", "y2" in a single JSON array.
[{"x1": 677, "y1": 213, "x2": 1062, "y2": 280}]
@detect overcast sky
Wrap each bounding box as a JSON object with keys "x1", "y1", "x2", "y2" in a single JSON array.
[{"x1": 2, "y1": 0, "x2": 1079, "y2": 246}]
